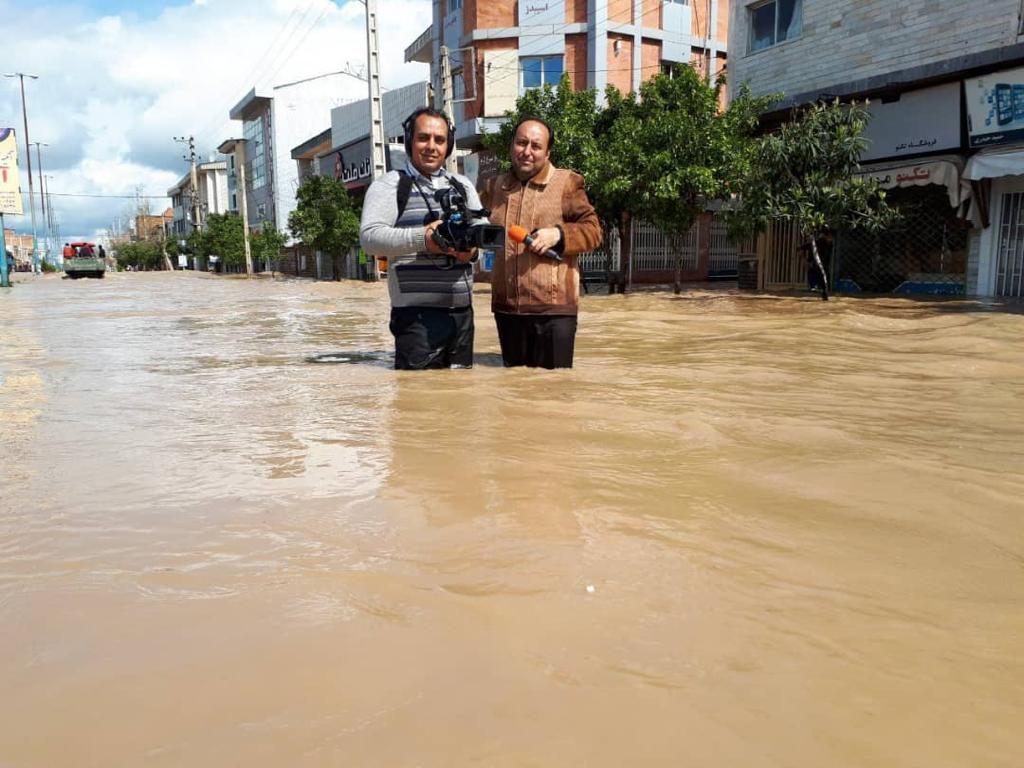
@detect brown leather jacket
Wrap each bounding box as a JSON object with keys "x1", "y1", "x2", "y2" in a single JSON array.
[{"x1": 481, "y1": 163, "x2": 602, "y2": 315}]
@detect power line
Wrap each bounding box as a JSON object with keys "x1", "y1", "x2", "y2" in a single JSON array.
[{"x1": 42, "y1": 192, "x2": 170, "y2": 200}]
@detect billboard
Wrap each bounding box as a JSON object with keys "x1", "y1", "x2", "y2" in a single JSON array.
[
  {"x1": 966, "y1": 66, "x2": 1024, "y2": 148},
  {"x1": 0, "y1": 128, "x2": 24, "y2": 215},
  {"x1": 861, "y1": 83, "x2": 961, "y2": 161},
  {"x1": 317, "y1": 137, "x2": 398, "y2": 191}
]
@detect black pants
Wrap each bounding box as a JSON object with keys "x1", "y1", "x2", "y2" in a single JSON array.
[
  {"x1": 390, "y1": 306, "x2": 474, "y2": 370},
  {"x1": 494, "y1": 312, "x2": 577, "y2": 369}
]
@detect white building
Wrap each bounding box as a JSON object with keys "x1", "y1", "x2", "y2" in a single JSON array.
[
  {"x1": 228, "y1": 72, "x2": 354, "y2": 242},
  {"x1": 167, "y1": 160, "x2": 229, "y2": 237}
]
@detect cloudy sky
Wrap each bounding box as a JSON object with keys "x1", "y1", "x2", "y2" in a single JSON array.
[{"x1": 0, "y1": 0, "x2": 431, "y2": 242}]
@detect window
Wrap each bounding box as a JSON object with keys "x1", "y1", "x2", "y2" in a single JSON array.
[
  {"x1": 448, "y1": 0, "x2": 461, "y2": 13},
  {"x1": 243, "y1": 115, "x2": 266, "y2": 190},
  {"x1": 521, "y1": 55, "x2": 563, "y2": 91},
  {"x1": 749, "y1": 0, "x2": 801, "y2": 53}
]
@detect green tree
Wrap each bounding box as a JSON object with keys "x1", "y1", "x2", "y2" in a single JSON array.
[
  {"x1": 629, "y1": 66, "x2": 775, "y2": 293},
  {"x1": 288, "y1": 174, "x2": 360, "y2": 281},
  {"x1": 114, "y1": 240, "x2": 163, "y2": 271},
  {"x1": 482, "y1": 70, "x2": 773, "y2": 293},
  {"x1": 728, "y1": 99, "x2": 897, "y2": 300},
  {"x1": 189, "y1": 213, "x2": 245, "y2": 270},
  {"x1": 252, "y1": 222, "x2": 288, "y2": 274}
]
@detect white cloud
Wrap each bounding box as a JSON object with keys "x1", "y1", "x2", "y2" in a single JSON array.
[{"x1": 0, "y1": 0, "x2": 432, "y2": 241}]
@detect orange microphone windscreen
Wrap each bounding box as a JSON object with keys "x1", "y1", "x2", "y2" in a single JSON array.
[{"x1": 508, "y1": 225, "x2": 529, "y2": 243}]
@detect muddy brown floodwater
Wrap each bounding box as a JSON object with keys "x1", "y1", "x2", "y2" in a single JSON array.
[{"x1": 1, "y1": 271, "x2": 1022, "y2": 767}]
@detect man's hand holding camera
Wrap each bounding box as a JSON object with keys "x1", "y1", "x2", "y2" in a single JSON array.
[{"x1": 424, "y1": 220, "x2": 474, "y2": 262}]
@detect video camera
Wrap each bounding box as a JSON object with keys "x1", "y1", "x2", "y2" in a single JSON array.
[{"x1": 430, "y1": 187, "x2": 505, "y2": 253}]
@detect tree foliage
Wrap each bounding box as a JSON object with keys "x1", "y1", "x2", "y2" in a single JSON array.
[
  {"x1": 287, "y1": 174, "x2": 361, "y2": 257},
  {"x1": 482, "y1": 68, "x2": 775, "y2": 292},
  {"x1": 251, "y1": 221, "x2": 288, "y2": 269},
  {"x1": 188, "y1": 213, "x2": 246, "y2": 268},
  {"x1": 627, "y1": 67, "x2": 776, "y2": 291},
  {"x1": 729, "y1": 100, "x2": 895, "y2": 241},
  {"x1": 114, "y1": 240, "x2": 163, "y2": 270},
  {"x1": 727, "y1": 99, "x2": 897, "y2": 299}
]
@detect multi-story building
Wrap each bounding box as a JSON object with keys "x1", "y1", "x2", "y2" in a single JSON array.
[
  {"x1": 3, "y1": 228, "x2": 35, "y2": 270},
  {"x1": 405, "y1": 0, "x2": 730, "y2": 153},
  {"x1": 228, "y1": 72, "x2": 353, "y2": 241},
  {"x1": 133, "y1": 208, "x2": 174, "y2": 242},
  {"x1": 729, "y1": 0, "x2": 1024, "y2": 298},
  {"x1": 167, "y1": 160, "x2": 229, "y2": 237}
]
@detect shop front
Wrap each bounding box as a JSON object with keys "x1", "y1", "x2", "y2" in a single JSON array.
[
  {"x1": 964, "y1": 66, "x2": 1024, "y2": 298},
  {"x1": 837, "y1": 83, "x2": 970, "y2": 295}
]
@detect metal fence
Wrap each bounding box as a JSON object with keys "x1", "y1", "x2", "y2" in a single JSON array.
[
  {"x1": 833, "y1": 187, "x2": 968, "y2": 295},
  {"x1": 577, "y1": 227, "x2": 621, "y2": 274},
  {"x1": 631, "y1": 219, "x2": 699, "y2": 272},
  {"x1": 709, "y1": 218, "x2": 739, "y2": 276}
]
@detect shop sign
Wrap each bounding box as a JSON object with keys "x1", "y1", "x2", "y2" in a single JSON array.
[
  {"x1": 318, "y1": 136, "x2": 396, "y2": 190},
  {"x1": 519, "y1": 0, "x2": 564, "y2": 26},
  {"x1": 860, "y1": 159, "x2": 962, "y2": 208},
  {"x1": 966, "y1": 66, "x2": 1024, "y2": 148},
  {"x1": 861, "y1": 83, "x2": 961, "y2": 161}
]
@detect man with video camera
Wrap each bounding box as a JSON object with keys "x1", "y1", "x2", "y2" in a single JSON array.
[{"x1": 360, "y1": 108, "x2": 494, "y2": 370}]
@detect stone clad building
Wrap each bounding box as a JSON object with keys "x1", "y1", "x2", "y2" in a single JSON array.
[{"x1": 729, "y1": 0, "x2": 1024, "y2": 298}]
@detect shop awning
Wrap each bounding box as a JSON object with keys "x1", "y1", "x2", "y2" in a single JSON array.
[
  {"x1": 858, "y1": 158, "x2": 963, "y2": 208},
  {"x1": 964, "y1": 148, "x2": 1024, "y2": 181}
]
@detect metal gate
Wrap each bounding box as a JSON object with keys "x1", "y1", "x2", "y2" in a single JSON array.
[
  {"x1": 995, "y1": 192, "x2": 1024, "y2": 297},
  {"x1": 631, "y1": 220, "x2": 698, "y2": 272},
  {"x1": 760, "y1": 219, "x2": 804, "y2": 290},
  {"x1": 833, "y1": 186, "x2": 967, "y2": 295},
  {"x1": 709, "y1": 218, "x2": 739, "y2": 276}
]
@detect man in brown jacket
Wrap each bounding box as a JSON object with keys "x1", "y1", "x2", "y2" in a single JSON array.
[{"x1": 481, "y1": 118, "x2": 602, "y2": 369}]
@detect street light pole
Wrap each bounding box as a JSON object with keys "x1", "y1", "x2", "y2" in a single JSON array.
[
  {"x1": 4, "y1": 73, "x2": 40, "y2": 274},
  {"x1": 32, "y1": 141, "x2": 48, "y2": 266}
]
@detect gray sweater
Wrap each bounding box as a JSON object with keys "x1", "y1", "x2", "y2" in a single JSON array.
[{"x1": 360, "y1": 164, "x2": 486, "y2": 309}]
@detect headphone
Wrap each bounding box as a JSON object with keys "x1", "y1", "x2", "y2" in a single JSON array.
[{"x1": 402, "y1": 108, "x2": 456, "y2": 159}]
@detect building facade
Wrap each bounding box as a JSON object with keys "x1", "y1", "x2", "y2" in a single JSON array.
[
  {"x1": 228, "y1": 72, "x2": 353, "y2": 242},
  {"x1": 134, "y1": 208, "x2": 174, "y2": 242},
  {"x1": 729, "y1": 0, "x2": 1024, "y2": 298},
  {"x1": 167, "y1": 161, "x2": 229, "y2": 237},
  {"x1": 406, "y1": 0, "x2": 730, "y2": 149}
]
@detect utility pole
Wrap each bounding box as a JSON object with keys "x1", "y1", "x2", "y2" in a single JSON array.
[
  {"x1": 362, "y1": 0, "x2": 385, "y2": 281},
  {"x1": 44, "y1": 174, "x2": 57, "y2": 266},
  {"x1": 364, "y1": 0, "x2": 386, "y2": 182},
  {"x1": 32, "y1": 141, "x2": 48, "y2": 266},
  {"x1": 0, "y1": 213, "x2": 8, "y2": 288},
  {"x1": 5, "y1": 72, "x2": 40, "y2": 274},
  {"x1": 439, "y1": 46, "x2": 458, "y2": 173},
  {"x1": 175, "y1": 135, "x2": 201, "y2": 232}
]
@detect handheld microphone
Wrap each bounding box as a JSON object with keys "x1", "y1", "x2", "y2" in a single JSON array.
[{"x1": 508, "y1": 225, "x2": 562, "y2": 262}]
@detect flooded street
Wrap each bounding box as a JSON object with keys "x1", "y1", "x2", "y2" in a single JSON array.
[{"x1": 1, "y1": 271, "x2": 1022, "y2": 767}]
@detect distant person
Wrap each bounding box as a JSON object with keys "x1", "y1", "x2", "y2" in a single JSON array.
[
  {"x1": 480, "y1": 117, "x2": 602, "y2": 369},
  {"x1": 98, "y1": 244, "x2": 106, "y2": 260},
  {"x1": 360, "y1": 107, "x2": 486, "y2": 370},
  {"x1": 62, "y1": 242, "x2": 74, "y2": 259},
  {"x1": 79, "y1": 243, "x2": 94, "y2": 258}
]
